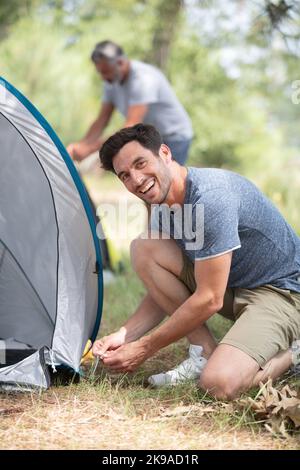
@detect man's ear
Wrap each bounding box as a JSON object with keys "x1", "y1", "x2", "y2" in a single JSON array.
[
  {"x1": 117, "y1": 57, "x2": 127, "y2": 71},
  {"x1": 159, "y1": 144, "x2": 172, "y2": 163}
]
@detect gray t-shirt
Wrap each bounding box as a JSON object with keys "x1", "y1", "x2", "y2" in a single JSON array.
[
  {"x1": 102, "y1": 60, "x2": 193, "y2": 140},
  {"x1": 152, "y1": 167, "x2": 300, "y2": 292}
]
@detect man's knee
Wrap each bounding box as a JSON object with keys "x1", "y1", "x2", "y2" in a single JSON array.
[
  {"x1": 130, "y1": 237, "x2": 183, "y2": 283},
  {"x1": 130, "y1": 238, "x2": 155, "y2": 275},
  {"x1": 199, "y1": 367, "x2": 246, "y2": 401}
]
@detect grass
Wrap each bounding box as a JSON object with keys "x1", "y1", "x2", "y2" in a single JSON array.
[{"x1": 1, "y1": 259, "x2": 299, "y2": 450}]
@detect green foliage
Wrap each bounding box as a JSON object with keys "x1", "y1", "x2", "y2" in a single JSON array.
[
  {"x1": 0, "y1": 17, "x2": 97, "y2": 142},
  {"x1": 168, "y1": 31, "x2": 288, "y2": 178},
  {"x1": 0, "y1": 2, "x2": 156, "y2": 141},
  {"x1": 0, "y1": 0, "x2": 40, "y2": 38}
]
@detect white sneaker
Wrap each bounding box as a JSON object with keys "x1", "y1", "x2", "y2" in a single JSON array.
[{"x1": 148, "y1": 344, "x2": 207, "y2": 387}]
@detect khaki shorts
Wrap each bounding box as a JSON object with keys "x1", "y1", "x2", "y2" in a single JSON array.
[{"x1": 179, "y1": 252, "x2": 300, "y2": 367}]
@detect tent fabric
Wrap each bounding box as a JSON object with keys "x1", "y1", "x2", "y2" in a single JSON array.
[
  {"x1": 0, "y1": 349, "x2": 50, "y2": 391},
  {"x1": 0, "y1": 77, "x2": 103, "y2": 389}
]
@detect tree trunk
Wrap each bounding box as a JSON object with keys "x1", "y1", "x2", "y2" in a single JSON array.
[{"x1": 148, "y1": 0, "x2": 183, "y2": 71}]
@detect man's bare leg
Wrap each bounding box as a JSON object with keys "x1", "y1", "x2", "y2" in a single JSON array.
[
  {"x1": 252, "y1": 349, "x2": 292, "y2": 386},
  {"x1": 199, "y1": 343, "x2": 293, "y2": 400},
  {"x1": 131, "y1": 237, "x2": 216, "y2": 359}
]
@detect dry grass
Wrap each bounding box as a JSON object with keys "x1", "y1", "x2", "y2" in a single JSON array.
[
  {"x1": 0, "y1": 387, "x2": 296, "y2": 450},
  {"x1": 0, "y1": 358, "x2": 299, "y2": 450}
]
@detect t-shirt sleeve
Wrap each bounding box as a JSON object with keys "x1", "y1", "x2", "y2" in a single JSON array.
[
  {"x1": 128, "y1": 74, "x2": 159, "y2": 106},
  {"x1": 102, "y1": 83, "x2": 114, "y2": 104},
  {"x1": 185, "y1": 190, "x2": 241, "y2": 261}
]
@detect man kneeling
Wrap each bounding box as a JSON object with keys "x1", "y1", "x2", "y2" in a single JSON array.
[{"x1": 92, "y1": 124, "x2": 300, "y2": 400}]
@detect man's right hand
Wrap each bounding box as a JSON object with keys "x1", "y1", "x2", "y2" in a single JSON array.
[
  {"x1": 66, "y1": 142, "x2": 90, "y2": 161},
  {"x1": 92, "y1": 327, "x2": 127, "y2": 359}
]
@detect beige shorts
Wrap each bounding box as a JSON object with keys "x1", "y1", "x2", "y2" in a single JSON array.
[{"x1": 179, "y1": 252, "x2": 300, "y2": 367}]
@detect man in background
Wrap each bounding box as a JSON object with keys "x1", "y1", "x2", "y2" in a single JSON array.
[{"x1": 67, "y1": 40, "x2": 193, "y2": 165}]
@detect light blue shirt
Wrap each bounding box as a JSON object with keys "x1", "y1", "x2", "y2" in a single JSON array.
[{"x1": 102, "y1": 60, "x2": 193, "y2": 140}]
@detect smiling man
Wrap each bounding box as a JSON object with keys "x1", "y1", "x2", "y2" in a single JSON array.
[{"x1": 92, "y1": 124, "x2": 300, "y2": 399}]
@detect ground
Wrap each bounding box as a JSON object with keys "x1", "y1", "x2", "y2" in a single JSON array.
[{"x1": 0, "y1": 173, "x2": 299, "y2": 450}]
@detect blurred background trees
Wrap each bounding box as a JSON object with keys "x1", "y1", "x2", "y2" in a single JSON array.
[{"x1": 1, "y1": 0, "x2": 300, "y2": 229}]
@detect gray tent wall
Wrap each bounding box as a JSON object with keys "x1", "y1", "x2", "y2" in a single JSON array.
[{"x1": 0, "y1": 78, "x2": 103, "y2": 389}]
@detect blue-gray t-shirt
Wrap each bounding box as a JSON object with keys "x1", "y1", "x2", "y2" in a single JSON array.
[
  {"x1": 102, "y1": 60, "x2": 193, "y2": 140},
  {"x1": 153, "y1": 167, "x2": 300, "y2": 293}
]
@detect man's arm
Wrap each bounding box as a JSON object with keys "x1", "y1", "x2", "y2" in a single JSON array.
[
  {"x1": 122, "y1": 293, "x2": 167, "y2": 342},
  {"x1": 102, "y1": 252, "x2": 232, "y2": 372},
  {"x1": 67, "y1": 102, "x2": 148, "y2": 161},
  {"x1": 67, "y1": 102, "x2": 114, "y2": 160},
  {"x1": 145, "y1": 252, "x2": 232, "y2": 354},
  {"x1": 92, "y1": 293, "x2": 166, "y2": 357},
  {"x1": 123, "y1": 104, "x2": 148, "y2": 127}
]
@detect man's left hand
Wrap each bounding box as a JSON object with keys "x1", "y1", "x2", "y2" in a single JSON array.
[{"x1": 102, "y1": 338, "x2": 151, "y2": 373}]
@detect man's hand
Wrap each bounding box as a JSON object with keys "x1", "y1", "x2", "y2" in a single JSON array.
[
  {"x1": 66, "y1": 142, "x2": 91, "y2": 161},
  {"x1": 102, "y1": 338, "x2": 151, "y2": 373},
  {"x1": 92, "y1": 327, "x2": 127, "y2": 358}
]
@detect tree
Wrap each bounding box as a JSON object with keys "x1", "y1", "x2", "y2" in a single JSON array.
[
  {"x1": 0, "y1": 0, "x2": 41, "y2": 39},
  {"x1": 147, "y1": 0, "x2": 183, "y2": 70}
]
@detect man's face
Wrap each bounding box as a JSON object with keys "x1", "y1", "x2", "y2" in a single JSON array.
[
  {"x1": 94, "y1": 59, "x2": 121, "y2": 83},
  {"x1": 113, "y1": 141, "x2": 173, "y2": 204}
]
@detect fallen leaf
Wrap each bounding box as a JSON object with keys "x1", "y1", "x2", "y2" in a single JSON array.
[
  {"x1": 0, "y1": 407, "x2": 24, "y2": 416},
  {"x1": 238, "y1": 379, "x2": 300, "y2": 435}
]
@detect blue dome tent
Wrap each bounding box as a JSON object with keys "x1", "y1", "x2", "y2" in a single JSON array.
[{"x1": 0, "y1": 77, "x2": 103, "y2": 390}]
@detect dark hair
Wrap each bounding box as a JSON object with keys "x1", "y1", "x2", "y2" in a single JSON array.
[
  {"x1": 91, "y1": 40, "x2": 124, "y2": 63},
  {"x1": 100, "y1": 124, "x2": 163, "y2": 173}
]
